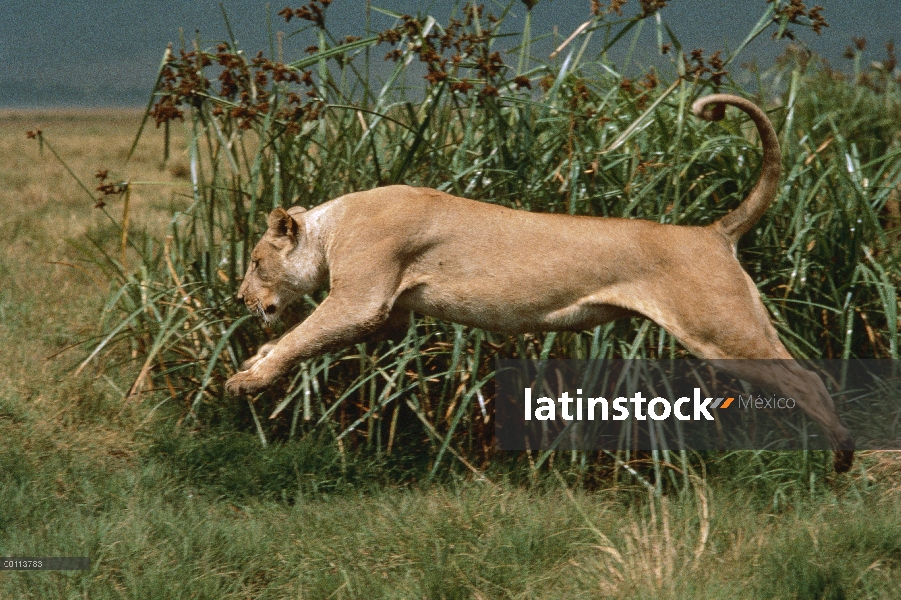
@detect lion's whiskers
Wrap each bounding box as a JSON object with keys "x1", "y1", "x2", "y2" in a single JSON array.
[{"x1": 249, "y1": 300, "x2": 272, "y2": 324}]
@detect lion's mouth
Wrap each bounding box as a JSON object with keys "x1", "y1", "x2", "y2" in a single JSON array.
[{"x1": 248, "y1": 300, "x2": 279, "y2": 323}]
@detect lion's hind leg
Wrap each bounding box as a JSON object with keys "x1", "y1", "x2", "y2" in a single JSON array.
[{"x1": 641, "y1": 272, "x2": 855, "y2": 472}]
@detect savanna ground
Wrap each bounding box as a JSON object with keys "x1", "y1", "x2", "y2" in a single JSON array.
[{"x1": 1, "y1": 108, "x2": 901, "y2": 598}]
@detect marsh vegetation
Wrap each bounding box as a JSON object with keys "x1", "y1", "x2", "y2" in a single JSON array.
[{"x1": 2, "y1": 1, "x2": 901, "y2": 596}]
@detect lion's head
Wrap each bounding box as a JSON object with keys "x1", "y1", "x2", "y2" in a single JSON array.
[{"x1": 236, "y1": 206, "x2": 326, "y2": 322}]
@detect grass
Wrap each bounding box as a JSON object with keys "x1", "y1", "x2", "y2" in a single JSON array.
[
  {"x1": 3, "y1": 416, "x2": 901, "y2": 598},
  {"x1": 1, "y1": 108, "x2": 900, "y2": 599},
  {"x1": 2, "y1": 1, "x2": 901, "y2": 596}
]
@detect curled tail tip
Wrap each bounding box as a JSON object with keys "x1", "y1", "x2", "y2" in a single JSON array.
[
  {"x1": 692, "y1": 93, "x2": 781, "y2": 243},
  {"x1": 692, "y1": 96, "x2": 727, "y2": 122}
]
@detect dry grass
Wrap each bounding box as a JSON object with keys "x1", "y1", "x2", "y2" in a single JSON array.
[{"x1": 0, "y1": 110, "x2": 181, "y2": 463}]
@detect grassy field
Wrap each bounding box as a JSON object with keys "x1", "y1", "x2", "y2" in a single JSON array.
[
  {"x1": 1, "y1": 109, "x2": 901, "y2": 599},
  {"x1": 3, "y1": 2, "x2": 901, "y2": 597}
]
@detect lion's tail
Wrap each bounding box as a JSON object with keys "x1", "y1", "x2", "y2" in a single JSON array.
[{"x1": 692, "y1": 94, "x2": 782, "y2": 244}]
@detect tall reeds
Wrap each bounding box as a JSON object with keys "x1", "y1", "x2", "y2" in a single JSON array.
[{"x1": 46, "y1": 1, "x2": 901, "y2": 480}]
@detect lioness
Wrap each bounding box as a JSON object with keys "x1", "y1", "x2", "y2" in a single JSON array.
[{"x1": 226, "y1": 94, "x2": 854, "y2": 472}]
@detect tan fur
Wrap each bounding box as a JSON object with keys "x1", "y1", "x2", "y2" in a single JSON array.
[{"x1": 227, "y1": 94, "x2": 854, "y2": 472}]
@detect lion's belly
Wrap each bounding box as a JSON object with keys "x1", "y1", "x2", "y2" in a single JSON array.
[{"x1": 393, "y1": 273, "x2": 628, "y2": 334}]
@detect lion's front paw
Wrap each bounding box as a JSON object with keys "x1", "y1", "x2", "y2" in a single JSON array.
[
  {"x1": 225, "y1": 366, "x2": 275, "y2": 397},
  {"x1": 240, "y1": 342, "x2": 277, "y2": 371},
  {"x1": 240, "y1": 355, "x2": 262, "y2": 371}
]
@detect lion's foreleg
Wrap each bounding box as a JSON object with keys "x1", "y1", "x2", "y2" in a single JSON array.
[
  {"x1": 225, "y1": 295, "x2": 393, "y2": 395},
  {"x1": 239, "y1": 306, "x2": 410, "y2": 374},
  {"x1": 360, "y1": 308, "x2": 412, "y2": 345}
]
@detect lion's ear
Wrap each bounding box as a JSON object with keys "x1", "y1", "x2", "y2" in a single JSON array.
[{"x1": 268, "y1": 207, "x2": 299, "y2": 241}]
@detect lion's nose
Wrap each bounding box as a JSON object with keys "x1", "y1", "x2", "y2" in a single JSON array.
[
  {"x1": 236, "y1": 291, "x2": 244, "y2": 302},
  {"x1": 264, "y1": 305, "x2": 277, "y2": 315}
]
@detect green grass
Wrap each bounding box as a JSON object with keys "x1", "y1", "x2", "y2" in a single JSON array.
[{"x1": 3, "y1": 405, "x2": 901, "y2": 598}]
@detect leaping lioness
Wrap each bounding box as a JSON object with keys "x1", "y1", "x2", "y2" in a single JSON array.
[{"x1": 226, "y1": 94, "x2": 855, "y2": 472}]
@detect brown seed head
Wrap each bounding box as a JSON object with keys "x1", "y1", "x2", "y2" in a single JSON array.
[{"x1": 513, "y1": 75, "x2": 532, "y2": 90}]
